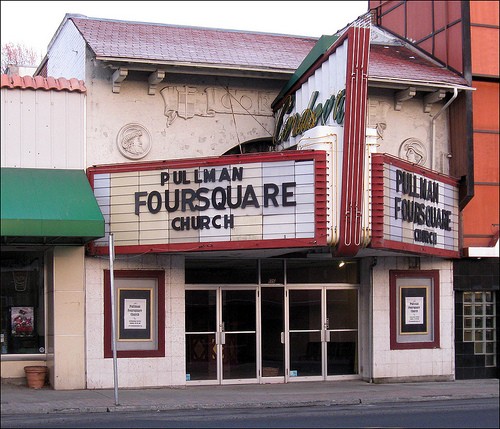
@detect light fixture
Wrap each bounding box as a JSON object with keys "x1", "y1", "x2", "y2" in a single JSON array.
[{"x1": 338, "y1": 261, "x2": 345, "y2": 268}]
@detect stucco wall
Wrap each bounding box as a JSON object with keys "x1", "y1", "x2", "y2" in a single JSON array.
[
  {"x1": 367, "y1": 91, "x2": 451, "y2": 175},
  {"x1": 50, "y1": 246, "x2": 86, "y2": 390},
  {"x1": 85, "y1": 254, "x2": 185, "y2": 389},
  {"x1": 84, "y1": 63, "x2": 282, "y2": 167}
]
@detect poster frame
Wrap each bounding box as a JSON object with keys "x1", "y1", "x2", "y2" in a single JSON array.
[
  {"x1": 390, "y1": 270, "x2": 440, "y2": 350},
  {"x1": 118, "y1": 287, "x2": 153, "y2": 341},
  {"x1": 399, "y1": 285, "x2": 429, "y2": 335}
]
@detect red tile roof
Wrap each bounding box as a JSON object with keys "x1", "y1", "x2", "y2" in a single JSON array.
[
  {"x1": 70, "y1": 17, "x2": 318, "y2": 71},
  {"x1": 369, "y1": 44, "x2": 469, "y2": 87},
  {"x1": 1, "y1": 74, "x2": 87, "y2": 92}
]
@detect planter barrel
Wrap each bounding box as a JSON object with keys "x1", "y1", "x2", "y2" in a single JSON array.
[{"x1": 24, "y1": 366, "x2": 48, "y2": 389}]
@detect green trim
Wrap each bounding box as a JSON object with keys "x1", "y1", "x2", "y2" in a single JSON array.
[
  {"x1": 1, "y1": 168, "x2": 105, "y2": 244},
  {"x1": 272, "y1": 34, "x2": 338, "y2": 109}
]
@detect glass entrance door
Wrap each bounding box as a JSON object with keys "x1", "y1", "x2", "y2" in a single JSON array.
[
  {"x1": 326, "y1": 289, "x2": 358, "y2": 376},
  {"x1": 221, "y1": 289, "x2": 257, "y2": 381},
  {"x1": 185, "y1": 288, "x2": 257, "y2": 384},
  {"x1": 288, "y1": 289, "x2": 323, "y2": 379},
  {"x1": 261, "y1": 287, "x2": 285, "y2": 379},
  {"x1": 185, "y1": 289, "x2": 217, "y2": 382},
  {"x1": 287, "y1": 288, "x2": 358, "y2": 380}
]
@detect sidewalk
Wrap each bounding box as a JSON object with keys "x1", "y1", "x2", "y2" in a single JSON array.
[{"x1": 1, "y1": 378, "x2": 498, "y2": 415}]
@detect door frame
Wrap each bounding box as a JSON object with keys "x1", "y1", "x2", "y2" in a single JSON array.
[
  {"x1": 185, "y1": 283, "x2": 360, "y2": 385},
  {"x1": 259, "y1": 285, "x2": 286, "y2": 384},
  {"x1": 285, "y1": 284, "x2": 360, "y2": 382},
  {"x1": 185, "y1": 285, "x2": 259, "y2": 385}
]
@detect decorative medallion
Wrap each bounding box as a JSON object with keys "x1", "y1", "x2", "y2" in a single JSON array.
[
  {"x1": 399, "y1": 138, "x2": 427, "y2": 166},
  {"x1": 116, "y1": 123, "x2": 152, "y2": 160}
]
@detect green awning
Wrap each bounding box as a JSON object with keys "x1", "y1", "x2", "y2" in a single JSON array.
[
  {"x1": 272, "y1": 34, "x2": 339, "y2": 110},
  {"x1": 1, "y1": 168, "x2": 105, "y2": 245}
]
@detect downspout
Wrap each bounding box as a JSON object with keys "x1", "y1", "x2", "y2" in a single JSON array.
[{"x1": 431, "y1": 87, "x2": 458, "y2": 171}]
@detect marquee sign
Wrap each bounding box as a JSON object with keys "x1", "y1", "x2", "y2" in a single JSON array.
[
  {"x1": 87, "y1": 151, "x2": 327, "y2": 255},
  {"x1": 371, "y1": 154, "x2": 460, "y2": 258},
  {"x1": 272, "y1": 25, "x2": 371, "y2": 256}
]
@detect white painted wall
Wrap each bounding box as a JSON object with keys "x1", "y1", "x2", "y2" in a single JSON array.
[
  {"x1": 47, "y1": 20, "x2": 87, "y2": 81},
  {"x1": 1, "y1": 87, "x2": 86, "y2": 169}
]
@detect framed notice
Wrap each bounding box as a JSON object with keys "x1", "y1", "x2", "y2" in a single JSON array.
[
  {"x1": 118, "y1": 288, "x2": 152, "y2": 341},
  {"x1": 400, "y1": 286, "x2": 428, "y2": 335},
  {"x1": 104, "y1": 270, "x2": 165, "y2": 358},
  {"x1": 390, "y1": 270, "x2": 440, "y2": 350}
]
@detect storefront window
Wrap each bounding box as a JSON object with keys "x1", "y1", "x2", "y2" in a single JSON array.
[{"x1": 1, "y1": 251, "x2": 45, "y2": 355}]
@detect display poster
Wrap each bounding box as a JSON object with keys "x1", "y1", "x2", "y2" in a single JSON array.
[
  {"x1": 11, "y1": 306, "x2": 34, "y2": 337},
  {"x1": 400, "y1": 286, "x2": 428, "y2": 334},
  {"x1": 405, "y1": 297, "x2": 424, "y2": 324},
  {"x1": 118, "y1": 289, "x2": 152, "y2": 340},
  {"x1": 124, "y1": 299, "x2": 147, "y2": 329}
]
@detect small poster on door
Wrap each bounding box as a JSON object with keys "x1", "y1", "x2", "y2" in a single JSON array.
[{"x1": 11, "y1": 306, "x2": 34, "y2": 337}]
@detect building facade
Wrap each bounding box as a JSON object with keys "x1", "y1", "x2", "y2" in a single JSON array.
[
  {"x1": 2, "y1": 8, "x2": 492, "y2": 390},
  {"x1": 0, "y1": 74, "x2": 105, "y2": 389},
  {"x1": 369, "y1": 0, "x2": 499, "y2": 379}
]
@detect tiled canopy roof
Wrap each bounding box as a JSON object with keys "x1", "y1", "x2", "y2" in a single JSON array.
[
  {"x1": 70, "y1": 17, "x2": 318, "y2": 71},
  {"x1": 0, "y1": 74, "x2": 87, "y2": 92},
  {"x1": 369, "y1": 44, "x2": 469, "y2": 87}
]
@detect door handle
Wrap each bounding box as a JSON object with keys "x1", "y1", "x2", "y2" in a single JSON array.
[
  {"x1": 280, "y1": 332, "x2": 285, "y2": 344},
  {"x1": 221, "y1": 332, "x2": 226, "y2": 345}
]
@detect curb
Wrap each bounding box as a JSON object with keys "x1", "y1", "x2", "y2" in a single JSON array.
[{"x1": 2, "y1": 393, "x2": 498, "y2": 416}]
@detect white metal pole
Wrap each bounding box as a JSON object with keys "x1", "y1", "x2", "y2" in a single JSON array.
[{"x1": 109, "y1": 233, "x2": 119, "y2": 406}]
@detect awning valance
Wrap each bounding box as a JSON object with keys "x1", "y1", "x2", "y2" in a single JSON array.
[{"x1": 1, "y1": 168, "x2": 105, "y2": 245}]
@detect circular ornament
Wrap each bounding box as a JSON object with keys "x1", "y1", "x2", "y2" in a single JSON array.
[
  {"x1": 399, "y1": 138, "x2": 427, "y2": 166},
  {"x1": 116, "y1": 123, "x2": 152, "y2": 160}
]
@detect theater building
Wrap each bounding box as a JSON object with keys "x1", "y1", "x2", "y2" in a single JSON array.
[{"x1": 1, "y1": 10, "x2": 484, "y2": 389}]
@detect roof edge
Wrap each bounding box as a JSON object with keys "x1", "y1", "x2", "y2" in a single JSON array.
[
  {"x1": 69, "y1": 15, "x2": 320, "y2": 40},
  {"x1": 96, "y1": 56, "x2": 296, "y2": 73},
  {"x1": 368, "y1": 76, "x2": 474, "y2": 92},
  {"x1": 0, "y1": 74, "x2": 86, "y2": 93}
]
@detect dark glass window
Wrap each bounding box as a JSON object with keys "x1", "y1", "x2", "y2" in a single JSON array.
[
  {"x1": 260, "y1": 259, "x2": 284, "y2": 284},
  {"x1": 1, "y1": 251, "x2": 45, "y2": 355},
  {"x1": 185, "y1": 259, "x2": 258, "y2": 284},
  {"x1": 287, "y1": 259, "x2": 359, "y2": 283}
]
